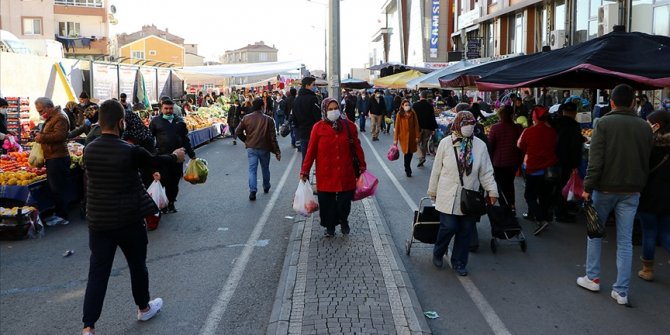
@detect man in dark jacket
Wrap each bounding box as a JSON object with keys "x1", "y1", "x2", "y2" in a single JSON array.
[
  {"x1": 343, "y1": 91, "x2": 357, "y2": 122},
  {"x1": 413, "y1": 91, "x2": 438, "y2": 167},
  {"x1": 356, "y1": 91, "x2": 370, "y2": 132},
  {"x1": 550, "y1": 102, "x2": 584, "y2": 222},
  {"x1": 286, "y1": 88, "x2": 298, "y2": 148},
  {"x1": 149, "y1": 99, "x2": 196, "y2": 213},
  {"x1": 81, "y1": 99, "x2": 185, "y2": 335},
  {"x1": 368, "y1": 89, "x2": 386, "y2": 141},
  {"x1": 236, "y1": 98, "x2": 281, "y2": 201},
  {"x1": 578, "y1": 84, "x2": 653, "y2": 305},
  {"x1": 292, "y1": 77, "x2": 321, "y2": 160}
]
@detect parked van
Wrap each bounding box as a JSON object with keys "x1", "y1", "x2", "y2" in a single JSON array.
[{"x1": 0, "y1": 30, "x2": 33, "y2": 55}]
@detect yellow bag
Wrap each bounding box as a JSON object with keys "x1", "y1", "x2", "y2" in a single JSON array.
[
  {"x1": 184, "y1": 158, "x2": 208, "y2": 184},
  {"x1": 28, "y1": 143, "x2": 45, "y2": 168}
]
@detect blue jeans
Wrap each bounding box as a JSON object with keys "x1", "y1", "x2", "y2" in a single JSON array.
[
  {"x1": 433, "y1": 213, "x2": 476, "y2": 269},
  {"x1": 585, "y1": 191, "x2": 640, "y2": 295},
  {"x1": 247, "y1": 148, "x2": 271, "y2": 192},
  {"x1": 359, "y1": 113, "x2": 366, "y2": 131},
  {"x1": 638, "y1": 212, "x2": 670, "y2": 261},
  {"x1": 275, "y1": 113, "x2": 285, "y2": 131},
  {"x1": 300, "y1": 138, "x2": 309, "y2": 164}
]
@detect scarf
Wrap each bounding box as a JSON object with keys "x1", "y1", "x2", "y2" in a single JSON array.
[
  {"x1": 451, "y1": 111, "x2": 476, "y2": 175},
  {"x1": 321, "y1": 97, "x2": 341, "y2": 132}
]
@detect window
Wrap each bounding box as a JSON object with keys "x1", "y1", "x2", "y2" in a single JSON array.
[
  {"x1": 653, "y1": 5, "x2": 669, "y2": 35},
  {"x1": 486, "y1": 22, "x2": 494, "y2": 57},
  {"x1": 509, "y1": 13, "x2": 523, "y2": 54},
  {"x1": 149, "y1": 50, "x2": 157, "y2": 56},
  {"x1": 259, "y1": 52, "x2": 268, "y2": 61},
  {"x1": 22, "y1": 17, "x2": 42, "y2": 35},
  {"x1": 131, "y1": 51, "x2": 145, "y2": 59},
  {"x1": 58, "y1": 21, "x2": 81, "y2": 37},
  {"x1": 554, "y1": 0, "x2": 566, "y2": 31}
]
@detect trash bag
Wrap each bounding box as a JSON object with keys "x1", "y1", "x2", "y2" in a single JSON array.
[
  {"x1": 583, "y1": 201, "x2": 605, "y2": 238},
  {"x1": 293, "y1": 180, "x2": 319, "y2": 216},
  {"x1": 562, "y1": 169, "x2": 584, "y2": 202},
  {"x1": 147, "y1": 180, "x2": 168, "y2": 209},
  {"x1": 387, "y1": 144, "x2": 399, "y2": 161},
  {"x1": 353, "y1": 171, "x2": 379, "y2": 201},
  {"x1": 28, "y1": 143, "x2": 45, "y2": 168},
  {"x1": 184, "y1": 158, "x2": 208, "y2": 184},
  {"x1": 279, "y1": 122, "x2": 291, "y2": 137}
]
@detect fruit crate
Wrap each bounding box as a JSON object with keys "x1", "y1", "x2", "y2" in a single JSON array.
[{"x1": 0, "y1": 207, "x2": 41, "y2": 240}]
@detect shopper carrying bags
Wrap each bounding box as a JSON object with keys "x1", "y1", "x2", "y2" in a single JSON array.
[{"x1": 393, "y1": 99, "x2": 420, "y2": 177}]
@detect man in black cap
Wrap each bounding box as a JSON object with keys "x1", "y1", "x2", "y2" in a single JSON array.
[
  {"x1": 292, "y1": 76, "x2": 322, "y2": 161},
  {"x1": 119, "y1": 93, "x2": 133, "y2": 112},
  {"x1": 79, "y1": 91, "x2": 98, "y2": 111}
]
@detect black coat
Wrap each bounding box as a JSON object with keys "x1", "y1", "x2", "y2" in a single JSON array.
[
  {"x1": 292, "y1": 88, "x2": 321, "y2": 139},
  {"x1": 286, "y1": 95, "x2": 296, "y2": 119},
  {"x1": 639, "y1": 134, "x2": 670, "y2": 214},
  {"x1": 413, "y1": 100, "x2": 437, "y2": 130},
  {"x1": 369, "y1": 96, "x2": 386, "y2": 116},
  {"x1": 149, "y1": 115, "x2": 195, "y2": 158},
  {"x1": 552, "y1": 116, "x2": 584, "y2": 170},
  {"x1": 84, "y1": 134, "x2": 176, "y2": 231}
]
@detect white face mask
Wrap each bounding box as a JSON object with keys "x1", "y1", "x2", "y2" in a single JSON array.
[
  {"x1": 403, "y1": 106, "x2": 411, "y2": 112},
  {"x1": 460, "y1": 125, "x2": 475, "y2": 137},
  {"x1": 326, "y1": 109, "x2": 341, "y2": 122}
]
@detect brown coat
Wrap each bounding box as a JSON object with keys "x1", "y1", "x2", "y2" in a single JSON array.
[
  {"x1": 235, "y1": 110, "x2": 281, "y2": 155},
  {"x1": 37, "y1": 111, "x2": 70, "y2": 160},
  {"x1": 393, "y1": 110, "x2": 420, "y2": 154}
]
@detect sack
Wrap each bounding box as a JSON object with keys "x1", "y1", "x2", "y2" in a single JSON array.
[
  {"x1": 353, "y1": 171, "x2": 378, "y2": 201},
  {"x1": 583, "y1": 201, "x2": 606, "y2": 238},
  {"x1": 387, "y1": 144, "x2": 399, "y2": 161},
  {"x1": 279, "y1": 122, "x2": 291, "y2": 137},
  {"x1": 544, "y1": 165, "x2": 561, "y2": 183},
  {"x1": 145, "y1": 213, "x2": 161, "y2": 231},
  {"x1": 460, "y1": 188, "x2": 487, "y2": 216},
  {"x1": 184, "y1": 158, "x2": 208, "y2": 184},
  {"x1": 292, "y1": 180, "x2": 319, "y2": 216},
  {"x1": 147, "y1": 180, "x2": 168, "y2": 209},
  {"x1": 28, "y1": 143, "x2": 45, "y2": 168},
  {"x1": 562, "y1": 169, "x2": 584, "y2": 202}
]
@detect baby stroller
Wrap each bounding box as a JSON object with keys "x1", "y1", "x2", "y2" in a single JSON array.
[
  {"x1": 405, "y1": 197, "x2": 441, "y2": 255},
  {"x1": 487, "y1": 194, "x2": 526, "y2": 253}
]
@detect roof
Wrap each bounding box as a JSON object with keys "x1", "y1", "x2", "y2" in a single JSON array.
[
  {"x1": 226, "y1": 41, "x2": 278, "y2": 53},
  {"x1": 119, "y1": 35, "x2": 184, "y2": 50},
  {"x1": 116, "y1": 25, "x2": 184, "y2": 46}
]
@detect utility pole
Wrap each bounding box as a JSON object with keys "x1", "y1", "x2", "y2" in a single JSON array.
[{"x1": 327, "y1": 0, "x2": 341, "y2": 103}]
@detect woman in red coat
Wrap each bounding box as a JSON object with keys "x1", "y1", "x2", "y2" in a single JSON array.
[{"x1": 300, "y1": 97, "x2": 367, "y2": 237}]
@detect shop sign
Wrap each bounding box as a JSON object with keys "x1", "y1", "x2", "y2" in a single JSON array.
[
  {"x1": 430, "y1": 0, "x2": 440, "y2": 58},
  {"x1": 466, "y1": 39, "x2": 481, "y2": 59},
  {"x1": 458, "y1": 5, "x2": 481, "y2": 30},
  {"x1": 92, "y1": 63, "x2": 119, "y2": 101},
  {"x1": 424, "y1": 63, "x2": 450, "y2": 68}
]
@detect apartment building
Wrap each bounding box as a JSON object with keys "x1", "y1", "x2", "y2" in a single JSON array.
[{"x1": 220, "y1": 41, "x2": 278, "y2": 64}]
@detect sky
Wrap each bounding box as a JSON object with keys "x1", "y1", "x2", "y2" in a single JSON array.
[{"x1": 109, "y1": 0, "x2": 384, "y2": 74}]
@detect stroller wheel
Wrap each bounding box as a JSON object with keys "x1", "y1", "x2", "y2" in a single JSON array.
[
  {"x1": 490, "y1": 239, "x2": 497, "y2": 254},
  {"x1": 405, "y1": 240, "x2": 411, "y2": 255},
  {"x1": 520, "y1": 240, "x2": 527, "y2": 252}
]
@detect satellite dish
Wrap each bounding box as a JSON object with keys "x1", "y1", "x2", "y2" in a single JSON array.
[{"x1": 110, "y1": 5, "x2": 117, "y2": 14}]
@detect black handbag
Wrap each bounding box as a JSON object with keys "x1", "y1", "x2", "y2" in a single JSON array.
[
  {"x1": 279, "y1": 121, "x2": 291, "y2": 137},
  {"x1": 453, "y1": 146, "x2": 486, "y2": 217},
  {"x1": 343, "y1": 120, "x2": 362, "y2": 178}
]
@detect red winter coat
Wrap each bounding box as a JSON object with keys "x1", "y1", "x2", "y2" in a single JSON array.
[
  {"x1": 517, "y1": 122, "x2": 558, "y2": 174},
  {"x1": 301, "y1": 119, "x2": 367, "y2": 192}
]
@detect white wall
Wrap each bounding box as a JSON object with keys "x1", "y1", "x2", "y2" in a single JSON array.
[{"x1": 0, "y1": 0, "x2": 56, "y2": 39}]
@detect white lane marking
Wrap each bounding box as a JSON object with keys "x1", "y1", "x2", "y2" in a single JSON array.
[
  {"x1": 200, "y1": 150, "x2": 298, "y2": 335},
  {"x1": 362, "y1": 135, "x2": 512, "y2": 335}
]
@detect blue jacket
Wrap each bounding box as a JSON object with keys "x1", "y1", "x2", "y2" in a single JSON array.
[{"x1": 357, "y1": 95, "x2": 370, "y2": 115}]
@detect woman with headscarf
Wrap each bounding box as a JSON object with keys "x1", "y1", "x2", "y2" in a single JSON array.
[
  {"x1": 393, "y1": 99, "x2": 420, "y2": 177},
  {"x1": 300, "y1": 97, "x2": 367, "y2": 237},
  {"x1": 428, "y1": 111, "x2": 498, "y2": 276}
]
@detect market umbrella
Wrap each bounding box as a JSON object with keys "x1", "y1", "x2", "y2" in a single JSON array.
[
  {"x1": 341, "y1": 78, "x2": 372, "y2": 89},
  {"x1": 476, "y1": 28, "x2": 670, "y2": 90},
  {"x1": 373, "y1": 70, "x2": 424, "y2": 89},
  {"x1": 132, "y1": 69, "x2": 150, "y2": 110},
  {"x1": 406, "y1": 60, "x2": 476, "y2": 89}
]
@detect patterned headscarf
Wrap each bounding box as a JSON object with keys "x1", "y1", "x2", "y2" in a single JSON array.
[
  {"x1": 451, "y1": 111, "x2": 476, "y2": 175},
  {"x1": 321, "y1": 97, "x2": 341, "y2": 131}
]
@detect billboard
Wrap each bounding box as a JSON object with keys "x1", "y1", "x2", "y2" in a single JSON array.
[
  {"x1": 91, "y1": 63, "x2": 119, "y2": 101},
  {"x1": 118, "y1": 65, "x2": 138, "y2": 98},
  {"x1": 157, "y1": 68, "x2": 171, "y2": 98},
  {"x1": 430, "y1": 0, "x2": 440, "y2": 58},
  {"x1": 140, "y1": 67, "x2": 157, "y2": 103}
]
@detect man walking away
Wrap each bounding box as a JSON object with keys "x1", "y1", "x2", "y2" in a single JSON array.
[
  {"x1": 274, "y1": 91, "x2": 287, "y2": 132},
  {"x1": 578, "y1": 84, "x2": 653, "y2": 305},
  {"x1": 236, "y1": 98, "x2": 281, "y2": 201},
  {"x1": 552, "y1": 102, "x2": 585, "y2": 222},
  {"x1": 369, "y1": 89, "x2": 387, "y2": 141},
  {"x1": 414, "y1": 91, "x2": 438, "y2": 167},
  {"x1": 292, "y1": 77, "x2": 321, "y2": 161},
  {"x1": 286, "y1": 88, "x2": 298, "y2": 148},
  {"x1": 81, "y1": 99, "x2": 185, "y2": 335},
  {"x1": 149, "y1": 99, "x2": 196, "y2": 213},
  {"x1": 357, "y1": 91, "x2": 370, "y2": 132},
  {"x1": 34, "y1": 97, "x2": 71, "y2": 225}
]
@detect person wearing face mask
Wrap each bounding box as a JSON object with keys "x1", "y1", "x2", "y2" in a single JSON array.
[
  {"x1": 81, "y1": 99, "x2": 185, "y2": 335},
  {"x1": 393, "y1": 99, "x2": 420, "y2": 177},
  {"x1": 636, "y1": 110, "x2": 670, "y2": 282},
  {"x1": 517, "y1": 106, "x2": 558, "y2": 236},
  {"x1": 356, "y1": 90, "x2": 370, "y2": 132},
  {"x1": 368, "y1": 89, "x2": 387, "y2": 141},
  {"x1": 34, "y1": 97, "x2": 71, "y2": 226},
  {"x1": 428, "y1": 111, "x2": 498, "y2": 276},
  {"x1": 68, "y1": 105, "x2": 102, "y2": 145},
  {"x1": 300, "y1": 97, "x2": 367, "y2": 237},
  {"x1": 149, "y1": 99, "x2": 195, "y2": 213}
]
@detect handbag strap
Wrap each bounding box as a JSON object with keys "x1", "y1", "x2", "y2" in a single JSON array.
[
  {"x1": 343, "y1": 120, "x2": 361, "y2": 167},
  {"x1": 452, "y1": 145, "x2": 465, "y2": 187},
  {"x1": 650, "y1": 154, "x2": 669, "y2": 174}
]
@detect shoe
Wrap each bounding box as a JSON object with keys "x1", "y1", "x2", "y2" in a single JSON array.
[
  {"x1": 137, "y1": 298, "x2": 163, "y2": 321},
  {"x1": 249, "y1": 192, "x2": 256, "y2": 201},
  {"x1": 341, "y1": 224, "x2": 350, "y2": 235},
  {"x1": 324, "y1": 229, "x2": 335, "y2": 238},
  {"x1": 264, "y1": 187, "x2": 270, "y2": 194},
  {"x1": 44, "y1": 216, "x2": 60, "y2": 226},
  {"x1": 611, "y1": 290, "x2": 628, "y2": 305},
  {"x1": 432, "y1": 256, "x2": 443, "y2": 268},
  {"x1": 522, "y1": 212, "x2": 535, "y2": 221},
  {"x1": 161, "y1": 207, "x2": 168, "y2": 214},
  {"x1": 233, "y1": 140, "x2": 237, "y2": 145},
  {"x1": 533, "y1": 221, "x2": 550, "y2": 236},
  {"x1": 360, "y1": 129, "x2": 366, "y2": 133},
  {"x1": 576, "y1": 275, "x2": 600, "y2": 292},
  {"x1": 638, "y1": 258, "x2": 654, "y2": 281},
  {"x1": 406, "y1": 171, "x2": 412, "y2": 177},
  {"x1": 417, "y1": 158, "x2": 426, "y2": 167},
  {"x1": 454, "y1": 266, "x2": 468, "y2": 276},
  {"x1": 372, "y1": 137, "x2": 379, "y2": 141},
  {"x1": 167, "y1": 203, "x2": 177, "y2": 213},
  {"x1": 82, "y1": 327, "x2": 96, "y2": 335}
]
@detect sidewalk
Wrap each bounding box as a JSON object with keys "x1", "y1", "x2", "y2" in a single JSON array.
[{"x1": 267, "y1": 198, "x2": 431, "y2": 335}]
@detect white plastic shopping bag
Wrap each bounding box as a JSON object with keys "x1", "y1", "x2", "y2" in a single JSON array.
[
  {"x1": 147, "y1": 180, "x2": 168, "y2": 209},
  {"x1": 292, "y1": 180, "x2": 319, "y2": 216}
]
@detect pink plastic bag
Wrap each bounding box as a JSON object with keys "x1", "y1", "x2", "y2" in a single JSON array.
[
  {"x1": 387, "y1": 144, "x2": 399, "y2": 161},
  {"x1": 562, "y1": 169, "x2": 584, "y2": 202},
  {"x1": 353, "y1": 171, "x2": 379, "y2": 201}
]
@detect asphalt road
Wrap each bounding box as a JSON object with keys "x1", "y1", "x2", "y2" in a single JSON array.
[{"x1": 2, "y1": 123, "x2": 670, "y2": 335}]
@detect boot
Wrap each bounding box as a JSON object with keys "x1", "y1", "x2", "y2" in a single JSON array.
[{"x1": 638, "y1": 258, "x2": 654, "y2": 281}]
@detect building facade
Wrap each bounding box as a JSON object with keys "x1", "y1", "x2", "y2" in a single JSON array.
[
  {"x1": 220, "y1": 41, "x2": 278, "y2": 64},
  {"x1": 118, "y1": 35, "x2": 185, "y2": 67}
]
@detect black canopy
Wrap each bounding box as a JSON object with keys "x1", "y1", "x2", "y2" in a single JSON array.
[
  {"x1": 438, "y1": 53, "x2": 542, "y2": 88},
  {"x1": 476, "y1": 29, "x2": 670, "y2": 90},
  {"x1": 340, "y1": 78, "x2": 372, "y2": 89}
]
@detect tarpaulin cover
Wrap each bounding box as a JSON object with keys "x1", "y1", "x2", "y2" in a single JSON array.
[
  {"x1": 175, "y1": 61, "x2": 303, "y2": 81},
  {"x1": 373, "y1": 70, "x2": 424, "y2": 89},
  {"x1": 341, "y1": 78, "x2": 372, "y2": 89},
  {"x1": 438, "y1": 54, "x2": 530, "y2": 89},
  {"x1": 406, "y1": 60, "x2": 476, "y2": 89},
  {"x1": 476, "y1": 30, "x2": 670, "y2": 90}
]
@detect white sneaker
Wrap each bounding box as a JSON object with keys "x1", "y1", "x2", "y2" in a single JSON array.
[
  {"x1": 55, "y1": 217, "x2": 69, "y2": 225},
  {"x1": 44, "y1": 216, "x2": 60, "y2": 226},
  {"x1": 137, "y1": 298, "x2": 163, "y2": 321},
  {"x1": 576, "y1": 275, "x2": 600, "y2": 292},
  {"x1": 611, "y1": 290, "x2": 628, "y2": 305}
]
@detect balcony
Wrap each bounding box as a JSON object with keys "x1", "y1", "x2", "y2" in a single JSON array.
[
  {"x1": 55, "y1": 0, "x2": 104, "y2": 8},
  {"x1": 60, "y1": 36, "x2": 109, "y2": 56}
]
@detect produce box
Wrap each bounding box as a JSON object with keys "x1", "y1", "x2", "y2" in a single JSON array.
[{"x1": 0, "y1": 206, "x2": 44, "y2": 240}]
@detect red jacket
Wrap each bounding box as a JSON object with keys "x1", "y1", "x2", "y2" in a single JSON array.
[
  {"x1": 517, "y1": 123, "x2": 558, "y2": 174},
  {"x1": 301, "y1": 119, "x2": 367, "y2": 192}
]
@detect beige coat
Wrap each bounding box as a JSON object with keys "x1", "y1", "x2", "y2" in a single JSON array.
[{"x1": 427, "y1": 135, "x2": 499, "y2": 215}]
